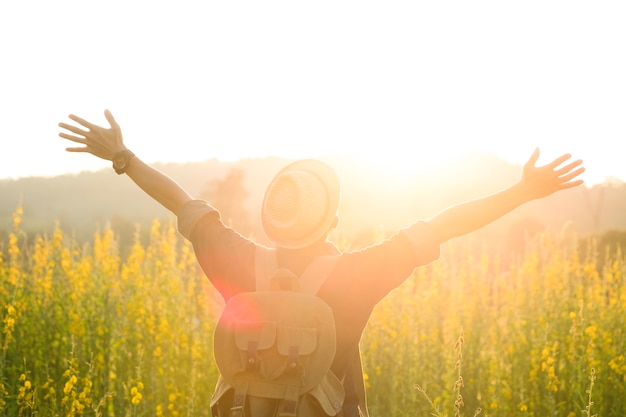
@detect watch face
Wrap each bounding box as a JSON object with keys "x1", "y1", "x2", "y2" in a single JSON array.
[
  {"x1": 113, "y1": 150, "x2": 133, "y2": 174},
  {"x1": 113, "y1": 156, "x2": 126, "y2": 169}
]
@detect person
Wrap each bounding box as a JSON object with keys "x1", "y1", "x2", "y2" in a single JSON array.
[{"x1": 59, "y1": 109, "x2": 585, "y2": 416}]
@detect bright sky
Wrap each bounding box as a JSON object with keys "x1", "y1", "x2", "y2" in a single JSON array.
[{"x1": 1, "y1": 1, "x2": 624, "y2": 185}]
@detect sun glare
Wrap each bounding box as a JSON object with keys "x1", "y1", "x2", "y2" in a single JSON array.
[{"x1": 357, "y1": 144, "x2": 461, "y2": 186}]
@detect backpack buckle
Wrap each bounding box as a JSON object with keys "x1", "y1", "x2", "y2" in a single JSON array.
[
  {"x1": 230, "y1": 380, "x2": 249, "y2": 417},
  {"x1": 229, "y1": 404, "x2": 245, "y2": 417}
]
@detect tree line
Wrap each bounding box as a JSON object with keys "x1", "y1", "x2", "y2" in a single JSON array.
[{"x1": 1, "y1": 154, "x2": 625, "y2": 254}]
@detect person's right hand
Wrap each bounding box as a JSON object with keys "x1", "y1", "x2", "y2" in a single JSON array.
[
  {"x1": 59, "y1": 109, "x2": 126, "y2": 161},
  {"x1": 518, "y1": 148, "x2": 585, "y2": 201}
]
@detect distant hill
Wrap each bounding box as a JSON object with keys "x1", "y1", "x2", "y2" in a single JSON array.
[{"x1": 1, "y1": 154, "x2": 625, "y2": 252}]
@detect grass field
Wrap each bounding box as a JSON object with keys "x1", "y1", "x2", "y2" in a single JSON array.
[{"x1": 2, "y1": 207, "x2": 625, "y2": 416}]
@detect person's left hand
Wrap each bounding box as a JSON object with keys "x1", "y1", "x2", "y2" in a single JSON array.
[
  {"x1": 520, "y1": 148, "x2": 585, "y2": 200},
  {"x1": 59, "y1": 109, "x2": 126, "y2": 161}
]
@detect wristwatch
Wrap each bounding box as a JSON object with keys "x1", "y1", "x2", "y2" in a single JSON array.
[{"x1": 112, "y1": 149, "x2": 135, "y2": 175}]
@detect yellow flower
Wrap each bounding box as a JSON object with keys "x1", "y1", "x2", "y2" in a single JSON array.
[
  {"x1": 63, "y1": 381, "x2": 73, "y2": 395},
  {"x1": 130, "y1": 383, "x2": 143, "y2": 405},
  {"x1": 584, "y1": 324, "x2": 598, "y2": 340},
  {"x1": 12, "y1": 206, "x2": 23, "y2": 229},
  {"x1": 131, "y1": 392, "x2": 143, "y2": 405},
  {"x1": 609, "y1": 355, "x2": 626, "y2": 375}
]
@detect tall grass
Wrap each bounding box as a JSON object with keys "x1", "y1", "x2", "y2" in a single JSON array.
[
  {"x1": 1, "y1": 208, "x2": 219, "y2": 416},
  {"x1": 363, "y1": 232, "x2": 626, "y2": 416},
  {"x1": 1, "y1": 208, "x2": 625, "y2": 416}
]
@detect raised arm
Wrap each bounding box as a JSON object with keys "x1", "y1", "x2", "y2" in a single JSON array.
[
  {"x1": 427, "y1": 148, "x2": 585, "y2": 243},
  {"x1": 59, "y1": 110, "x2": 193, "y2": 215}
]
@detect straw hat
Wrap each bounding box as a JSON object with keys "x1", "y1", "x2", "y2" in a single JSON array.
[{"x1": 261, "y1": 159, "x2": 340, "y2": 249}]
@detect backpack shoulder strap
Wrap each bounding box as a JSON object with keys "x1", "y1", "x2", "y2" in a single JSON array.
[
  {"x1": 298, "y1": 255, "x2": 339, "y2": 294},
  {"x1": 351, "y1": 349, "x2": 370, "y2": 417},
  {"x1": 254, "y1": 246, "x2": 278, "y2": 291}
]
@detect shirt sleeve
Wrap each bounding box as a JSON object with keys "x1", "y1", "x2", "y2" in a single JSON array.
[
  {"x1": 398, "y1": 221, "x2": 441, "y2": 266},
  {"x1": 177, "y1": 200, "x2": 219, "y2": 241},
  {"x1": 326, "y1": 221, "x2": 440, "y2": 307},
  {"x1": 177, "y1": 199, "x2": 256, "y2": 300}
]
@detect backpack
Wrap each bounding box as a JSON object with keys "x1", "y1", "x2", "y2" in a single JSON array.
[{"x1": 210, "y1": 247, "x2": 350, "y2": 417}]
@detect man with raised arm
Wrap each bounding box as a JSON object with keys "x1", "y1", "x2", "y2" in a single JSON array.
[{"x1": 59, "y1": 109, "x2": 584, "y2": 417}]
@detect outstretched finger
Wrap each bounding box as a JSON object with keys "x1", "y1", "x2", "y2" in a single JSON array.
[
  {"x1": 104, "y1": 109, "x2": 122, "y2": 137},
  {"x1": 558, "y1": 178, "x2": 585, "y2": 190},
  {"x1": 558, "y1": 167, "x2": 586, "y2": 184},
  {"x1": 59, "y1": 122, "x2": 89, "y2": 137},
  {"x1": 68, "y1": 114, "x2": 100, "y2": 131},
  {"x1": 555, "y1": 159, "x2": 583, "y2": 177},
  {"x1": 545, "y1": 153, "x2": 573, "y2": 170},
  {"x1": 525, "y1": 148, "x2": 540, "y2": 168},
  {"x1": 104, "y1": 109, "x2": 117, "y2": 126},
  {"x1": 65, "y1": 146, "x2": 90, "y2": 153},
  {"x1": 59, "y1": 132, "x2": 87, "y2": 144}
]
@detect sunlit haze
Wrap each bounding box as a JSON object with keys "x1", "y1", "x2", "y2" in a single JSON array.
[{"x1": 1, "y1": 1, "x2": 624, "y2": 185}]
